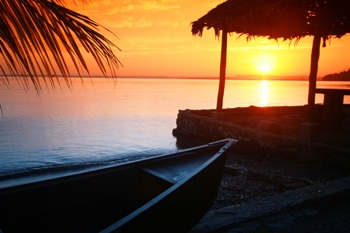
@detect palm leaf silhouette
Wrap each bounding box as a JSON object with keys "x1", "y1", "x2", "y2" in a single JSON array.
[{"x1": 0, "y1": 0, "x2": 122, "y2": 91}]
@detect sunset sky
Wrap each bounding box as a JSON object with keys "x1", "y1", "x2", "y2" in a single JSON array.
[{"x1": 48, "y1": 1, "x2": 350, "y2": 78}]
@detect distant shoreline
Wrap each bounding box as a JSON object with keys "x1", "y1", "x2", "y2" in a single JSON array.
[
  {"x1": 117, "y1": 75, "x2": 313, "y2": 81},
  {"x1": 0, "y1": 74, "x2": 337, "y2": 81},
  {"x1": 117, "y1": 75, "x2": 322, "y2": 81}
]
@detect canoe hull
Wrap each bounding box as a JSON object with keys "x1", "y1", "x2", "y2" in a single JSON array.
[
  {"x1": 0, "y1": 139, "x2": 237, "y2": 233},
  {"x1": 104, "y1": 142, "x2": 229, "y2": 232}
]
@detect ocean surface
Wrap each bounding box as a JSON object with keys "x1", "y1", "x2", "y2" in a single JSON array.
[{"x1": 1, "y1": 77, "x2": 349, "y2": 185}]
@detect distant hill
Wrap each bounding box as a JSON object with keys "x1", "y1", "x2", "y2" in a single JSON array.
[{"x1": 322, "y1": 69, "x2": 350, "y2": 81}]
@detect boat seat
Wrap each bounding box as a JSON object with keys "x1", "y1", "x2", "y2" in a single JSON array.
[
  {"x1": 141, "y1": 168, "x2": 177, "y2": 184},
  {"x1": 141, "y1": 152, "x2": 212, "y2": 187},
  {"x1": 140, "y1": 167, "x2": 176, "y2": 201}
]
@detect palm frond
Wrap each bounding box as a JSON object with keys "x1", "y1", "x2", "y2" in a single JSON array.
[{"x1": 0, "y1": 0, "x2": 122, "y2": 92}]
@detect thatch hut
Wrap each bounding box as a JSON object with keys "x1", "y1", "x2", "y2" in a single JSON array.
[{"x1": 191, "y1": 0, "x2": 350, "y2": 121}]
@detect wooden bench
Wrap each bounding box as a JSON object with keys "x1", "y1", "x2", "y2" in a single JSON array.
[{"x1": 315, "y1": 88, "x2": 350, "y2": 129}]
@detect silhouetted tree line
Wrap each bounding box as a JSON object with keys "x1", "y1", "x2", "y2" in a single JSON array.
[{"x1": 323, "y1": 69, "x2": 350, "y2": 81}]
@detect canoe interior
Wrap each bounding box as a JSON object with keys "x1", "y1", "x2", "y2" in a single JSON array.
[{"x1": 0, "y1": 139, "x2": 234, "y2": 233}]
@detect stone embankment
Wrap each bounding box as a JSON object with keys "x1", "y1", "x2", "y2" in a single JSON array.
[{"x1": 172, "y1": 106, "x2": 350, "y2": 166}]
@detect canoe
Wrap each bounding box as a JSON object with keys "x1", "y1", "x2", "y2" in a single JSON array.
[{"x1": 0, "y1": 138, "x2": 237, "y2": 233}]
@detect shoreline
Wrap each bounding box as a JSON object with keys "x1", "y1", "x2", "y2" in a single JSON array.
[
  {"x1": 173, "y1": 105, "x2": 350, "y2": 232},
  {"x1": 3, "y1": 75, "x2": 335, "y2": 81}
]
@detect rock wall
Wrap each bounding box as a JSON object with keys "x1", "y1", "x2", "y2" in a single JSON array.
[
  {"x1": 173, "y1": 108, "x2": 299, "y2": 150},
  {"x1": 172, "y1": 106, "x2": 350, "y2": 166}
]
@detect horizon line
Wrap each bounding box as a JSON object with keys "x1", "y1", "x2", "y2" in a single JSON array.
[{"x1": 1, "y1": 74, "x2": 326, "y2": 81}]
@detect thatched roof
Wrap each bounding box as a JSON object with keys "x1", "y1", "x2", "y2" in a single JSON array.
[{"x1": 192, "y1": 0, "x2": 350, "y2": 43}]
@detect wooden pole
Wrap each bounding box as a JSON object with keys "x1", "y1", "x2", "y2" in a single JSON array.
[
  {"x1": 307, "y1": 35, "x2": 321, "y2": 122},
  {"x1": 216, "y1": 23, "x2": 227, "y2": 111}
]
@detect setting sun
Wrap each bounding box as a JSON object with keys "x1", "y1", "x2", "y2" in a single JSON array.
[
  {"x1": 260, "y1": 64, "x2": 272, "y2": 74},
  {"x1": 256, "y1": 55, "x2": 275, "y2": 75}
]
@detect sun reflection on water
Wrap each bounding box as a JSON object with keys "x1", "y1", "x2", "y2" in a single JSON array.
[{"x1": 260, "y1": 80, "x2": 268, "y2": 106}]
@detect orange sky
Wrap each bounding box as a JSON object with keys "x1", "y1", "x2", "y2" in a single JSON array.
[{"x1": 29, "y1": 1, "x2": 350, "y2": 78}]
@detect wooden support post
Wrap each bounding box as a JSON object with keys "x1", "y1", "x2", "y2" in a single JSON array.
[
  {"x1": 216, "y1": 23, "x2": 227, "y2": 111},
  {"x1": 307, "y1": 35, "x2": 321, "y2": 122}
]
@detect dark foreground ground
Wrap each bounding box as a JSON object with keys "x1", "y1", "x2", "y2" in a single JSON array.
[
  {"x1": 212, "y1": 150, "x2": 350, "y2": 211},
  {"x1": 189, "y1": 147, "x2": 350, "y2": 232},
  {"x1": 184, "y1": 109, "x2": 350, "y2": 232},
  {"x1": 191, "y1": 166, "x2": 350, "y2": 233}
]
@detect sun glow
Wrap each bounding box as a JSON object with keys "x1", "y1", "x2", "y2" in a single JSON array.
[
  {"x1": 260, "y1": 64, "x2": 272, "y2": 74},
  {"x1": 256, "y1": 55, "x2": 275, "y2": 75}
]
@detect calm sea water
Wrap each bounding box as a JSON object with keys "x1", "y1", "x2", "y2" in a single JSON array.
[{"x1": 1, "y1": 77, "x2": 349, "y2": 184}]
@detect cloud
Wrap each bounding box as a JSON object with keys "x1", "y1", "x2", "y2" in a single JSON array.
[
  {"x1": 226, "y1": 39, "x2": 314, "y2": 52},
  {"x1": 100, "y1": 0, "x2": 180, "y2": 14},
  {"x1": 71, "y1": 1, "x2": 183, "y2": 30},
  {"x1": 111, "y1": 16, "x2": 153, "y2": 28},
  {"x1": 68, "y1": 0, "x2": 180, "y2": 19},
  {"x1": 118, "y1": 35, "x2": 194, "y2": 56}
]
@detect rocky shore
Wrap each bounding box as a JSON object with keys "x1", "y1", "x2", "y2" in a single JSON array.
[
  {"x1": 213, "y1": 148, "x2": 350, "y2": 211},
  {"x1": 189, "y1": 141, "x2": 350, "y2": 233},
  {"x1": 173, "y1": 106, "x2": 350, "y2": 232}
]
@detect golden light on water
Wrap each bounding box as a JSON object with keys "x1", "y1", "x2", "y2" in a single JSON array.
[{"x1": 260, "y1": 80, "x2": 268, "y2": 106}]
